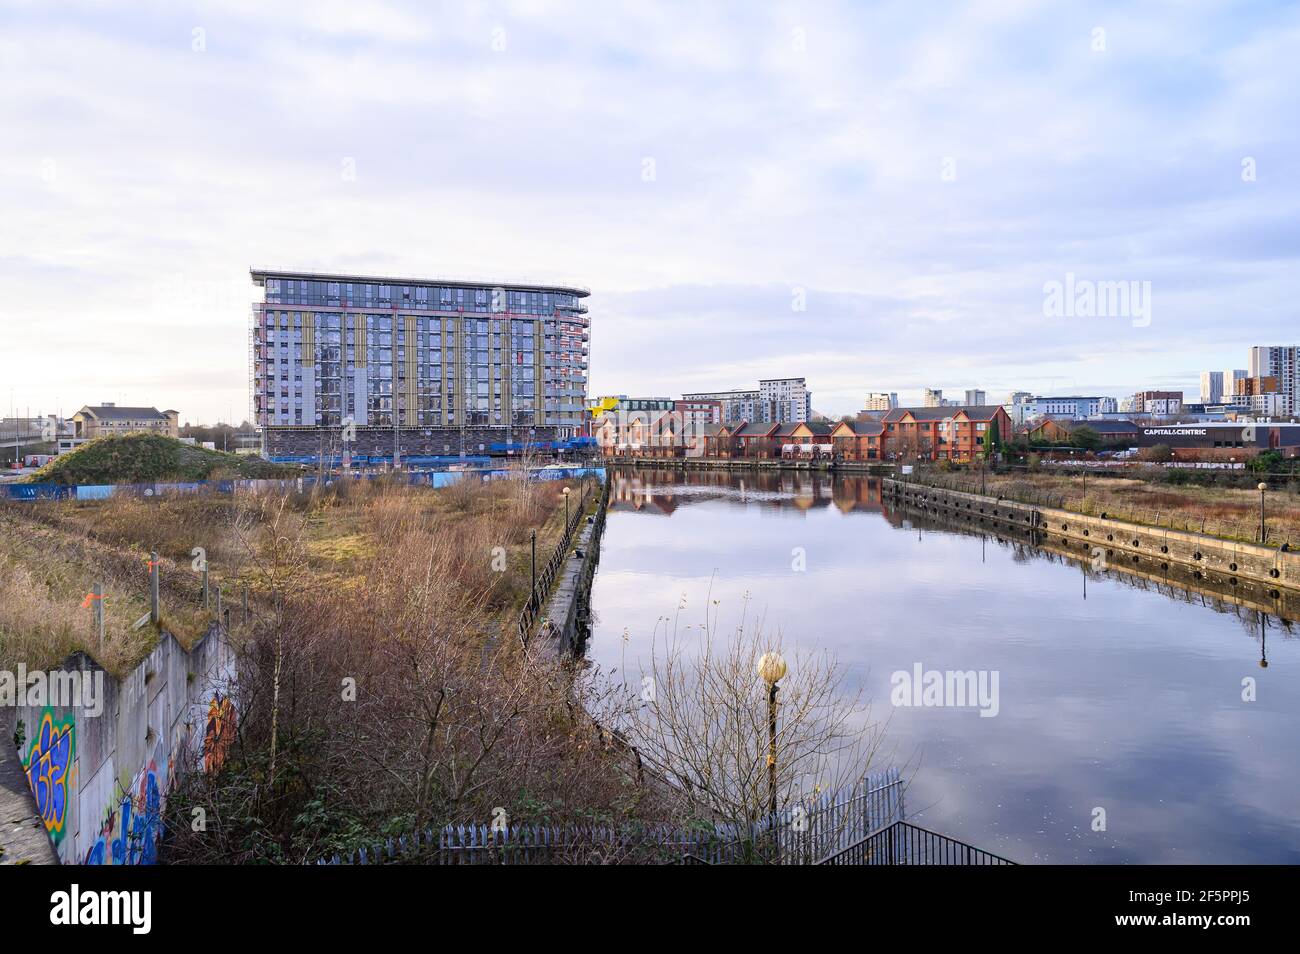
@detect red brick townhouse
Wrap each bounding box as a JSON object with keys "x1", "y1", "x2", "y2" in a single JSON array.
[
  {"x1": 733, "y1": 421, "x2": 781, "y2": 458},
  {"x1": 881, "y1": 405, "x2": 1013, "y2": 461},
  {"x1": 830, "y1": 419, "x2": 886, "y2": 460},
  {"x1": 776, "y1": 421, "x2": 835, "y2": 457}
]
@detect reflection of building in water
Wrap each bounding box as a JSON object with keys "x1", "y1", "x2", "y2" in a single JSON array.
[{"x1": 608, "y1": 469, "x2": 889, "y2": 516}]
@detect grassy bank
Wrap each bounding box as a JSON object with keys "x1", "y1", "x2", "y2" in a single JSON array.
[
  {"x1": 917, "y1": 468, "x2": 1300, "y2": 546},
  {"x1": 25, "y1": 433, "x2": 298, "y2": 485}
]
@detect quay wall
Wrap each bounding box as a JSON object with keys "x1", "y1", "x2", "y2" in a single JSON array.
[{"x1": 882, "y1": 478, "x2": 1300, "y2": 593}]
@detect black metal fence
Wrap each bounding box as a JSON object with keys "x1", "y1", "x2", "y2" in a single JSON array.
[
  {"x1": 516, "y1": 477, "x2": 603, "y2": 645},
  {"x1": 312, "y1": 768, "x2": 906, "y2": 865},
  {"x1": 817, "y1": 820, "x2": 1017, "y2": 865}
]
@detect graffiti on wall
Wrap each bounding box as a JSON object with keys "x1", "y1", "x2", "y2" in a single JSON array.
[
  {"x1": 84, "y1": 739, "x2": 169, "y2": 866},
  {"x1": 23, "y1": 708, "x2": 75, "y2": 844},
  {"x1": 204, "y1": 693, "x2": 236, "y2": 774}
]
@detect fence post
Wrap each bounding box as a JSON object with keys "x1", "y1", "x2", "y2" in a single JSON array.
[
  {"x1": 202, "y1": 564, "x2": 210, "y2": 608},
  {"x1": 92, "y1": 581, "x2": 104, "y2": 650},
  {"x1": 149, "y1": 550, "x2": 160, "y2": 624},
  {"x1": 215, "y1": 586, "x2": 223, "y2": 628}
]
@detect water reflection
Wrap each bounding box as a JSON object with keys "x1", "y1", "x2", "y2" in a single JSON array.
[{"x1": 590, "y1": 467, "x2": 1300, "y2": 863}]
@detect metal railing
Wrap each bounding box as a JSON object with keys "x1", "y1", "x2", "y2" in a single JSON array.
[
  {"x1": 516, "y1": 477, "x2": 604, "y2": 645},
  {"x1": 311, "y1": 767, "x2": 907, "y2": 865},
  {"x1": 817, "y1": 820, "x2": 1016, "y2": 865}
]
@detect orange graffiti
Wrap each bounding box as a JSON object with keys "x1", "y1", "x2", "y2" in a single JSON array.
[{"x1": 203, "y1": 695, "x2": 236, "y2": 774}]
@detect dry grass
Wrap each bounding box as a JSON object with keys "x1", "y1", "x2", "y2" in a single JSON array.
[
  {"x1": 0, "y1": 475, "x2": 589, "y2": 677},
  {"x1": 976, "y1": 472, "x2": 1300, "y2": 544},
  {"x1": 0, "y1": 511, "x2": 166, "y2": 674}
]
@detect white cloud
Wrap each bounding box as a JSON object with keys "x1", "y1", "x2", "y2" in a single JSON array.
[{"x1": 1, "y1": 0, "x2": 1297, "y2": 421}]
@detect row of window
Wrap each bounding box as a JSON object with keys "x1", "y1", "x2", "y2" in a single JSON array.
[{"x1": 264, "y1": 280, "x2": 582, "y2": 314}]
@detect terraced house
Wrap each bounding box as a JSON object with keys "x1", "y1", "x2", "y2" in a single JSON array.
[{"x1": 881, "y1": 405, "x2": 1012, "y2": 461}]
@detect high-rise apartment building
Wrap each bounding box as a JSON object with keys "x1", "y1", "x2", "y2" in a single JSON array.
[
  {"x1": 758, "y1": 377, "x2": 811, "y2": 423},
  {"x1": 249, "y1": 270, "x2": 591, "y2": 441},
  {"x1": 1224, "y1": 369, "x2": 1248, "y2": 399},
  {"x1": 923, "y1": 388, "x2": 944, "y2": 407},
  {"x1": 1248, "y1": 347, "x2": 1298, "y2": 414},
  {"x1": 864, "y1": 392, "x2": 898, "y2": 411},
  {"x1": 964, "y1": 389, "x2": 987, "y2": 406},
  {"x1": 1199, "y1": 371, "x2": 1224, "y2": 405}
]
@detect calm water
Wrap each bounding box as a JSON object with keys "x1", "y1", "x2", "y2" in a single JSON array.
[{"x1": 587, "y1": 467, "x2": 1300, "y2": 864}]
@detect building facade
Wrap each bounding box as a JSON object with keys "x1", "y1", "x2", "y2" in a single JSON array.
[
  {"x1": 881, "y1": 405, "x2": 1013, "y2": 461},
  {"x1": 758, "y1": 377, "x2": 811, "y2": 423},
  {"x1": 681, "y1": 389, "x2": 760, "y2": 424},
  {"x1": 863, "y1": 392, "x2": 898, "y2": 412},
  {"x1": 1131, "y1": 390, "x2": 1183, "y2": 416},
  {"x1": 249, "y1": 269, "x2": 591, "y2": 439},
  {"x1": 684, "y1": 379, "x2": 810, "y2": 425},
  {"x1": 72, "y1": 405, "x2": 179, "y2": 439},
  {"x1": 1249, "y1": 346, "x2": 1298, "y2": 414},
  {"x1": 1016, "y1": 395, "x2": 1119, "y2": 421},
  {"x1": 1199, "y1": 371, "x2": 1224, "y2": 405}
]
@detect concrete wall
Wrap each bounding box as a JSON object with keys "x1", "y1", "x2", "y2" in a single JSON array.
[
  {"x1": 9, "y1": 625, "x2": 236, "y2": 865},
  {"x1": 882, "y1": 478, "x2": 1300, "y2": 592}
]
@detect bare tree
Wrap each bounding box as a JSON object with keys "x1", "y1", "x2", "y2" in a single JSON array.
[{"x1": 619, "y1": 598, "x2": 882, "y2": 860}]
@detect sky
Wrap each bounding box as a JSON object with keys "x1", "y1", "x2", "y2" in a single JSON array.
[{"x1": 2, "y1": 0, "x2": 1299, "y2": 423}]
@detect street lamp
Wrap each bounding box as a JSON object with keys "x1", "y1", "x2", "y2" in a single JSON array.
[
  {"x1": 1258, "y1": 482, "x2": 1268, "y2": 544},
  {"x1": 758, "y1": 651, "x2": 787, "y2": 819},
  {"x1": 562, "y1": 486, "x2": 571, "y2": 526}
]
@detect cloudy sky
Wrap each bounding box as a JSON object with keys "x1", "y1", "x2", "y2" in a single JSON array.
[{"x1": 3, "y1": 0, "x2": 1299, "y2": 423}]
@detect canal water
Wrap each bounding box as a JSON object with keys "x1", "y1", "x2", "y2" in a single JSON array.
[{"x1": 587, "y1": 467, "x2": 1300, "y2": 863}]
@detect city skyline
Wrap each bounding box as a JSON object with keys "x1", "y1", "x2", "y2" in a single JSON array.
[{"x1": 4, "y1": 1, "x2": 1299, "y2": 423}]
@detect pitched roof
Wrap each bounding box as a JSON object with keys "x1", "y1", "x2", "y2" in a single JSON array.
[
  {"x1": 1031, "y1": 417, "x2": 1140, "y2": 434},
  {"x1": 78, "y1": 405, "x2": 169, "y2": 422},
  {"x1": 883, "y1": 405, "x2": 1006, "y2": 423},
  {"x1": 831, "y1": 420, "x2": 884, "y2": 436},
  {"x1": 1073, "y1": 419, "x2": 1140, "y2": 433}
]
